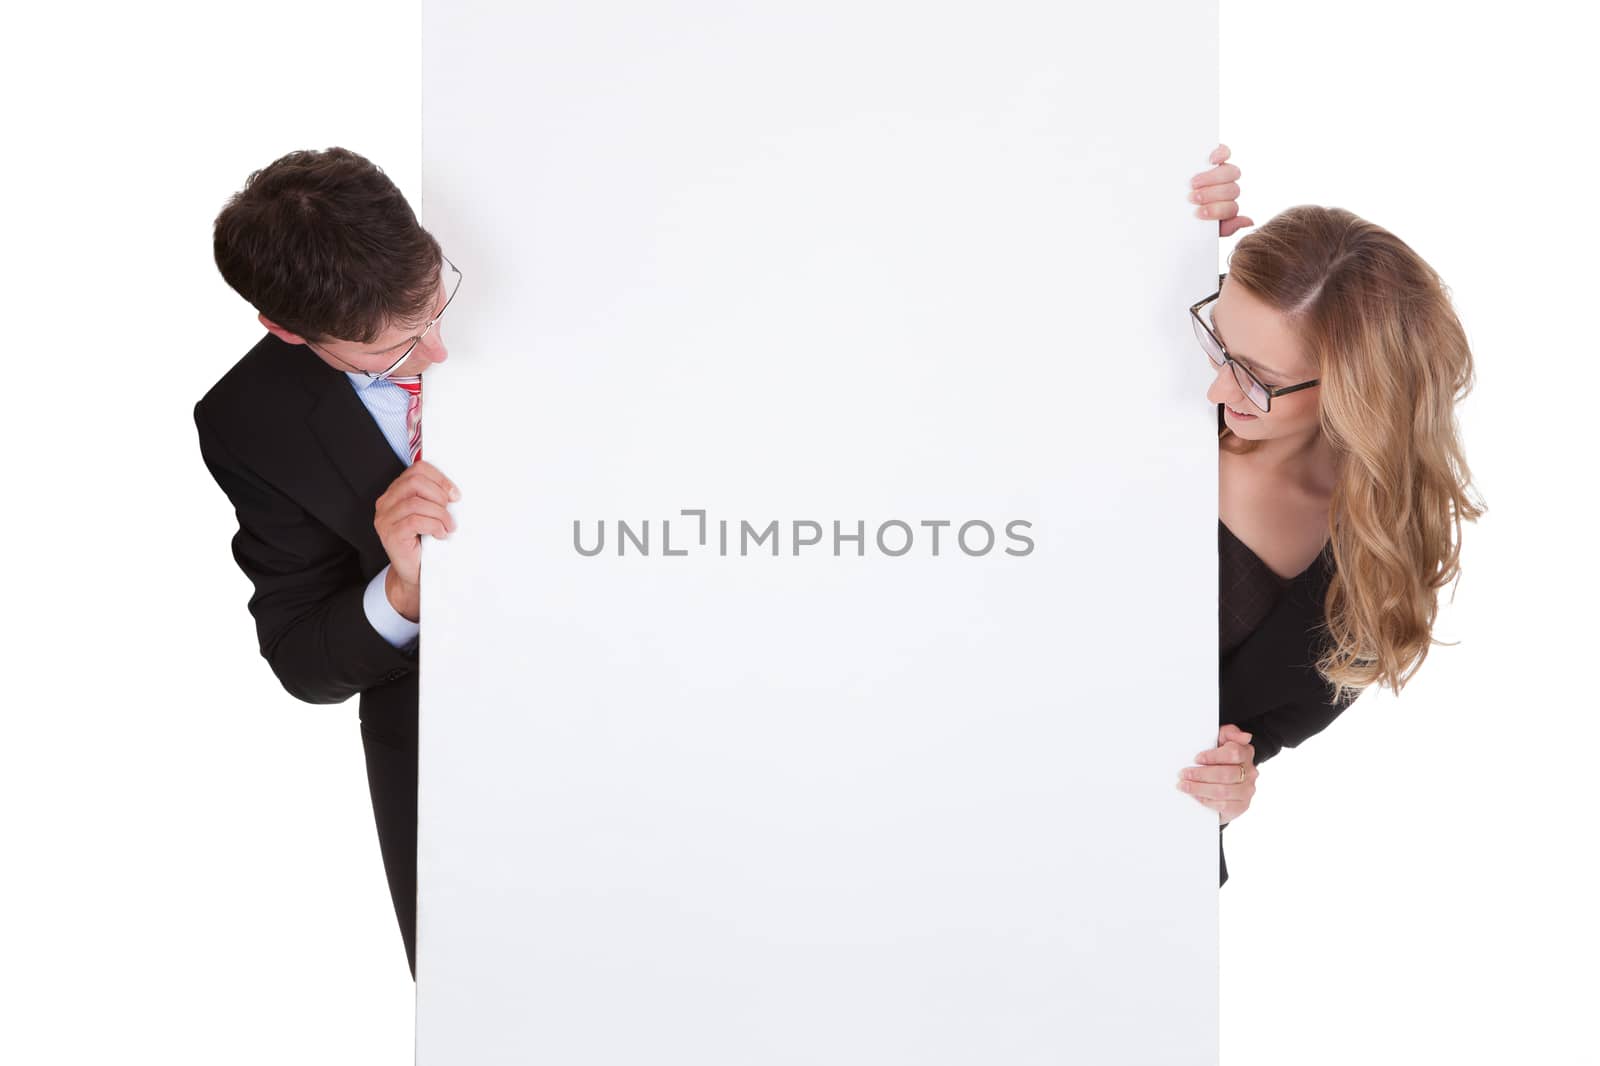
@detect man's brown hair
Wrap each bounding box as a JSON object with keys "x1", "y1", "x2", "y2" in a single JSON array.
[{"x1": 213, "y1": 146, "x2": 442, "y2": 345}]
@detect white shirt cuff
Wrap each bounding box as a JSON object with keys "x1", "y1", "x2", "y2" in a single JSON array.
[{"x1": 363, "y1": 565, "x2": 420, "y2": 650}]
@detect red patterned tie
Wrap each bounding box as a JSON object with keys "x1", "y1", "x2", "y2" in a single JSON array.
[{"x1": 392, "y1": 377, "x2": 423, "y2": 464}]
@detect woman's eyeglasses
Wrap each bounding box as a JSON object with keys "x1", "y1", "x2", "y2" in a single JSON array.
[{"x1": 1189, "y1": 272, "x2": 1319, "y2": 414}]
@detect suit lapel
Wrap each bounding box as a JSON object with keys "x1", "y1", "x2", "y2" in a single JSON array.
[{"x1": 288, "y1": 343, "x2": 407, "y2": 558}]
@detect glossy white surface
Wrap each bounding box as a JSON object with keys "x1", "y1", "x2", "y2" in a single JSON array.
[{"x1": 415, "y1": 2, "x2": 1220, "y2": 1062}]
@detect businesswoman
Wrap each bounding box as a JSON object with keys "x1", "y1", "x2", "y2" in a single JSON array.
[{"x1": 1176, "y1": 145, "x2": 1486, "y2": 882}]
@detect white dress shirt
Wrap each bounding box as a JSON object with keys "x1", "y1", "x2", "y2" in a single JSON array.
[{"x1": 344, "y1": 371, "x2": 423, "y2": 650}]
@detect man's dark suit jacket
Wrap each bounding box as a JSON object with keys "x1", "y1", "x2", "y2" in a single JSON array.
[
  {"x1": 1216, "y1": 404, "x2": 1359, "y2": 884},
  {"x1": 194, "y1": 331, "x2": 422, "y2": 971}
]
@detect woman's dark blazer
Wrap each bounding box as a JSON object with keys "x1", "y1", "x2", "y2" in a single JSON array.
[{"x1": 1217, "y1": 403, "x2": 1359, "y2": 884}]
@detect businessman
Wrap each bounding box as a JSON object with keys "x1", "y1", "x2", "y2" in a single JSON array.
[{"x1": 195, "y1": 146, "x2": 460, "y2": 978}]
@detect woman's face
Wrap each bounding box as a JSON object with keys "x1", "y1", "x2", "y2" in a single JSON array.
[{"x1": 1204, "y1": 279, "x2": 1321, "y2": 441}]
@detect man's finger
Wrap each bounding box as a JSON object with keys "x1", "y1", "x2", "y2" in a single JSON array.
[
  {"x1": 382, "y1": 469, "x2": 458, "y2": 512},
  {"x1": 406, "y1": 459, "x2": 462, "y2": 501},
  {"x1": 385, "y1": 498, "x2": 456, "y2": 533}
]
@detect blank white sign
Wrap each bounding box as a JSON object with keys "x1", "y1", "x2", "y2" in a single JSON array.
[{"x1": 418, "y1": 3, "x2": 1220, "y2": 1062}]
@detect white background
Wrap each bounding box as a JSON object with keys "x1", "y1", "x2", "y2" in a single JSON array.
[{"x1": 1, "y1": 3, "x2": 1594, "y2": 1065}]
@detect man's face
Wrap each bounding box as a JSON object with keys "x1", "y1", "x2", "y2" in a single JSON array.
[{"x1": 258, "y1": 267, "x2": 451, "y2": 379}]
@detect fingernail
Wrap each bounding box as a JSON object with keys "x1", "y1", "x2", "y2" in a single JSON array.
[{"x1": 450, "y1": 487, "x2": 462, "y2": 501}]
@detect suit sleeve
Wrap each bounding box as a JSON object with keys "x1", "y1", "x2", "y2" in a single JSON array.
[
  {"x1": 1232, "y1": 683, "x2": 1358, "y2": 766},
  {"x1": 194, "y1": 401, "x2": 416, "y2": 705}
]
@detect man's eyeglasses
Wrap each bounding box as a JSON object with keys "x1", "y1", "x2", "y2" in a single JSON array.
[
  {"x1": 1190, "y1": 272, "x2": 1319, "y2": 414},
  {"x1": 313, "y1": 255, "x2": 462, "y2": 382}
]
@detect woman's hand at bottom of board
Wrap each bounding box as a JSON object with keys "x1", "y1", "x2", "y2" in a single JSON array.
[{"x1": 1177, "y1": 723, "x2": 1257, "y2": 825}]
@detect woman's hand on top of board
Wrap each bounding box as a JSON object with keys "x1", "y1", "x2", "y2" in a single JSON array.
[{"x1": 1190, "y1": 143, "x2": 1254, "y2": 238}]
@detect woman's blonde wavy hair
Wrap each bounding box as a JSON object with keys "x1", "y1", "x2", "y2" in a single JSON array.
[{"x1": 1219, "y1": 205, "x2": 1486, "y2": 703}]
